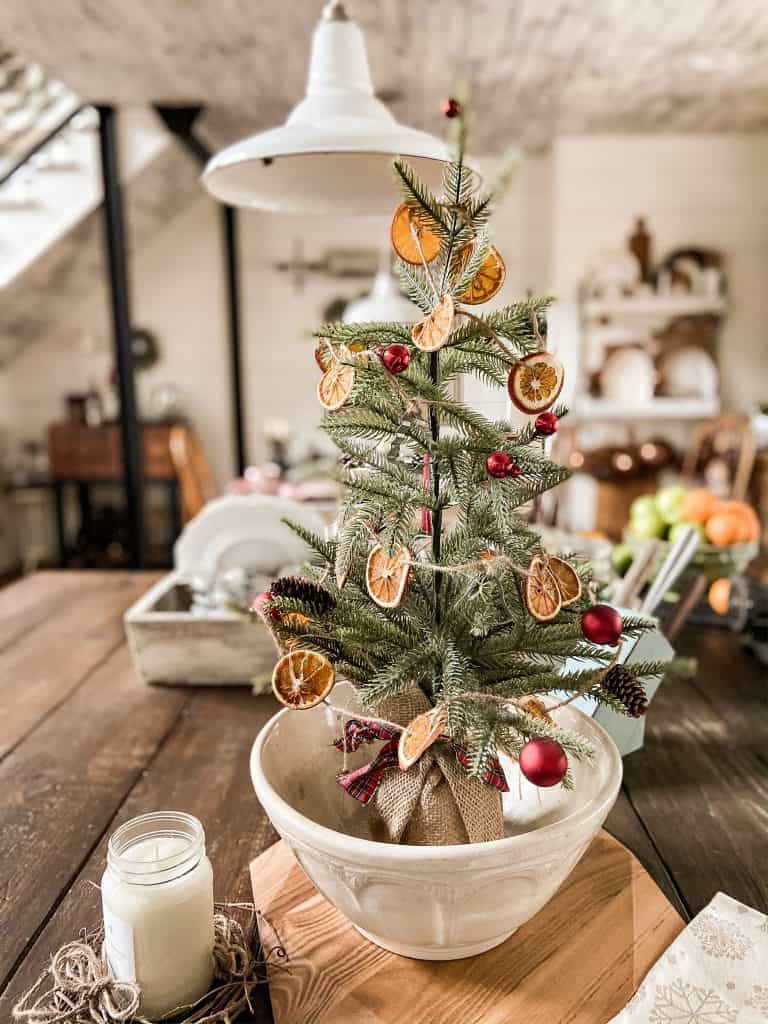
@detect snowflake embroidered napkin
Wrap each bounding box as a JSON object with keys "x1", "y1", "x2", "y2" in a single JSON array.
[{"x1": 610, "y1": 893, "x2": 768, "y2": 1023}]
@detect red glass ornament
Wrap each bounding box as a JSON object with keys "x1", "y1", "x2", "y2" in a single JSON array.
[
  {"x1": 581, "y1": 604, "x2": 623, "y2": 646},
  {"x1": 486, "y1": 451, "x2": 513, "y2": 478},
  {"x1": 508, "y1": 463, "x2": 522, "y2": 478},
  {"x1": 519, "y1": 738, "x2": 568, "y2": 787},
  {"x1": 250, "y1": 591, "x2": 281, "y2": 622},
  {"x1": 376, "y1": 343, "x2": 411, "y2": 374},
  {"x1": 535, "y1": 412, "x2": 559, "y2": 436},
  {"x1": 442, "y1": 97, "x2": 462, "y2": 119}
]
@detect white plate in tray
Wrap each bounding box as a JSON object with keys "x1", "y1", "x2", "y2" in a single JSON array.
[{"x1": 174, "y1": 494, "x2": 328, "y2": 579}]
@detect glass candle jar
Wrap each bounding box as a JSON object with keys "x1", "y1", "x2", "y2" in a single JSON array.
[{"x1": 101, "y1": 811, "x2": 214, "y2": 1020}]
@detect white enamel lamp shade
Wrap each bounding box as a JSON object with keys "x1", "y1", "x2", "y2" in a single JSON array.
[
  {"x1": 343, "y1": 269, "x2": 419, "y2": 323},
  {"x1": 202, "y1": 2, "x2": 447, "y2": 214}
]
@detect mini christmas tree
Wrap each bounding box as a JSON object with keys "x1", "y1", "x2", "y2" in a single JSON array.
[{"x1": 258, "y1": 103, "x2": 662, "y2": 845}]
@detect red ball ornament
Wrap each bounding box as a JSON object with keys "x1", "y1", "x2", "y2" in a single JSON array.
[
  {"x1": 442, "y1": 97, "x2": 463, "y2": 119},
  {"x1": 250, "y1": 591, "x2": 281, "y2": 622},
  {"x1": 519, "y1": 738, "x2": 568, "y2": 787},
  {"x1": 507, "y1": 462, "x2": 522, "y2": 479},
  {"x1": 535, "y1": 412, "x2": 559, "y2": 437},
  {"x1": 581, "y1": 604, "x2": 623, "y2": 646},
  {"x1": 486, "y1": 451, "x2": 513, "y2": 478},
  {"x1": 376, "y1": 344, "x2": 411, "y2": 374}
]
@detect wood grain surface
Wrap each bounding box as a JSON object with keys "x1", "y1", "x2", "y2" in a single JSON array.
[
  {"x1": 0, "y1": 571, "x2": 765, "y2": 1024},
  {"x1": 251, "y1": 834, "x2": 684, "y2": 1024}
]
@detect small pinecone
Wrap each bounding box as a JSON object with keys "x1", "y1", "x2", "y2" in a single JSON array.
[
  {"x1": 601, "y1": 665, "x2": 648, "y2": 718},
  {"x1": 271, "y1": 576, "x2": 336, "y2": 616}
]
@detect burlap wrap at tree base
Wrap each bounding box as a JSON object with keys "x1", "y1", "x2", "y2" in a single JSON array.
[{"x1": 369, "y1": 688, "x2": 504, "y2": 845}]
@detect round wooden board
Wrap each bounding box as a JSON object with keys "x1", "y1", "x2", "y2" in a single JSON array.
[{"x1": 250, "y1": 831, "x2": 684, "y2": 1024}]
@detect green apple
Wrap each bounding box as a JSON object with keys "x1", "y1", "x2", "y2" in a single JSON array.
[
  {"x1": 611, "y1": 543, "x2": 634, "y2": 577},
  {"x1": 628, "y1": 509, "x2": 666, "y2": 540},
  {"x1": 629, "y1": 495, "x2": 658, "y2": 521},
  {"x1": 667, "y1": 520, "x2": 706, "y2": 544},
  {"x1": 656, "y1": 485, "x2": 687, "y2": 525}
]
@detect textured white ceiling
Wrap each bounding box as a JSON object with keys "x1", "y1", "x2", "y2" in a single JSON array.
[{"x1": 1, "y1": 0, "x2": 768, "y2": 151}]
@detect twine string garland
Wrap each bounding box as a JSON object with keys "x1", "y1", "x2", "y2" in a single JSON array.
[{"x1": 12, "y1": 904, "x2": 288, "y2": 1024}]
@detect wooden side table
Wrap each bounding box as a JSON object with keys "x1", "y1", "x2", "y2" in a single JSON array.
[{"x1": 47, "y1": 422, "x2": 183, "y2": 566}]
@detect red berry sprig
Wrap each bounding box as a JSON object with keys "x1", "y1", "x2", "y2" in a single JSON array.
[
  {"x1": 376, "y1": 344, "x2": 411, "y2": 374},
  {"x1": 486, "y1": 451, "x2": 522, "y2": 479},
  {"x1": 442, "y1": 97, "x2": 462, "y2": 119},
  {"x1": 535, "y1": 411, "x2": 559, "y2": 436}
]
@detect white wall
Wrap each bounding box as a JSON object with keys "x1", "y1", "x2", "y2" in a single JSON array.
[{"x1": 1, "y1": 132, "x2": 767, "y2": 494}]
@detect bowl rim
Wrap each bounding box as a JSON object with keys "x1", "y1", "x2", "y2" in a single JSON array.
[{"x1": 250, "y1": 698, "x2": 623, "y2": 861}]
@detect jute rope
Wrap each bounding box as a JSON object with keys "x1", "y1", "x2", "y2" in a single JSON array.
[{"x1": 12, "y1": 903, "x2": 287, "y2": 1024}]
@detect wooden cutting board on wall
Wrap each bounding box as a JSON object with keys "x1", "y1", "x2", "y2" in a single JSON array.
[{"x1": 250, "y1": 831, "x2": 683, "y2": 1024}]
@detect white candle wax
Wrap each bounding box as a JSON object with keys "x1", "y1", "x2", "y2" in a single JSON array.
[{"x1": 101, "y1": 812, "x2": 214, "y2": 1020}]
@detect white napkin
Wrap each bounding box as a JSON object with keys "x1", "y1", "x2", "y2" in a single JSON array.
[{"x1": 611, "y1": 893, "x2": 768, "y2": 1022}]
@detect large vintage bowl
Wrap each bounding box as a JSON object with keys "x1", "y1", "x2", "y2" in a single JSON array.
[{"x1": 250, "y1": 688, "x2": 622, "y2": 960}]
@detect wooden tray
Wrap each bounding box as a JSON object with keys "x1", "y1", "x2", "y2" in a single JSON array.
[{"x1": 250, "y1": 831, "x2": 684, "y2": 1024}]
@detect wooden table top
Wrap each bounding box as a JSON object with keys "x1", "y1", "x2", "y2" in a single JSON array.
[{"x1": 0, "y1": 571, "x2": 765, "y2": 1022}]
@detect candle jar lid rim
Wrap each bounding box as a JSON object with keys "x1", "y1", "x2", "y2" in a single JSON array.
[{"x1": 107, "y1": 811, "x2": 206, "y2": 886}]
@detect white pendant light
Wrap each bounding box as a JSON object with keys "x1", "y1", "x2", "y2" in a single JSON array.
[
  {"x1": 202, "y1": 1, "x2": 447, "y2": 215},
  {"x1": 343, "y1": 268, "x2": 419, "y2": 324}
]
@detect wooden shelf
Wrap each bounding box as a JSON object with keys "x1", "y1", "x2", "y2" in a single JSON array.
[
  {"x1": 583, "y1": 295, "x2": 725, "y2": 320},
  {"x1": 572, "y1": 395, "x2": 720, "y2": 421}
]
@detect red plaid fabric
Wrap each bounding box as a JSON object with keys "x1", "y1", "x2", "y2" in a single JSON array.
[
  {"x1": 333, "y1": 718, "x2": 510, "y2": 803},
  {"x1": 454, "y1": 746, "x2": 509, "y2": 793},
  {"x1": 334, "y1": 719, "x2": 399, "y2": 805}
]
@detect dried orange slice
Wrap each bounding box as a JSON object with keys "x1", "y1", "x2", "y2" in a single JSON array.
[
  {"x1": 398, "y1": 706, "x2": 446, "y2": 770},
  {"x1": 390, "y1": 203, "x2": 441, "y2": 266},
  {"x1": 546, "y1": 556, "x2": 582, "y2": 606},
  {"x1": 411, "y1": 295, "x2": 454, "y2": 352},
  {"x1": 318, "y1": 348, "x2": 356, "y2": 411},
  {"x1": 272, "y1": 650, "x2": 335, "y2": 710},
  {"x1": 517, "y1": 695, "x2": 553, "y2": 723},
  {"x1": 314, "y1": 338, "x2": 334, "y2": 371},
  {"x1": 366, "y1": 544, "x2": 411, "y2": 608},
  {"x1": 508, "y1": 351, "x2": 564, "y2": 415},
  {"x1": 459, "y1": 245, "x2": 506, "y2": 305},
  {"x1": 523, "y1": 555, "x2": 562, "y2": 622}
]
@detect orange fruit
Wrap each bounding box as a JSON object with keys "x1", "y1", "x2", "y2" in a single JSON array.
[
  {"x1": 547, "y1": 556, "x2": 582, "y2": 606},
  {"x1": 366, "y1": 544, "x2": 411, "y2": 608},
  {"x1": 517, "y1": 695, "x2": 553, "y2": 723},
  {"x1": 711, "y1": 501, "x2": 760, "y2": 542},
  {"x1": 681, "y1": 489, "x2": 718, "y2": 524},
  {"x1": 708, "y1": 578, "x2": 731, "y2": 616},
  {"x1": 272, "y1": 650, "x2": 335, "y2": 710},
  {"x1": 411, "y1": 295, "x2": 454, "y2": 352},
  {"x1": 508, "y1": 351, "x2": 564, "y2": 414},
  {"x1": 398, "y1": 706, "x2": 446, "y2": 770},
  {"x1": 390, "y1": 203, "x2": 441, "y2": 266},
  {"x1": 523, "y1": 556, "x2": 562, "y2": 621},
  {"x1": 459, "y1": 245, "x2": 506, "y2": 304},
  {"x1": 318, "y1": 348, "x2": 356, "y2": 411},
  {"x1": 704, "y1": 511, "x2": 743, "y2": 547}
]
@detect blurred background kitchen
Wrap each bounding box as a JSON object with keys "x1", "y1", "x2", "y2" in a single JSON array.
[{"x1": 0, "y1": 2, "x2": 766, "y2": 643}]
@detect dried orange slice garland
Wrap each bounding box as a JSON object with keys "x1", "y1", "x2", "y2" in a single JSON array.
[
  {"x1": 272, "y1": 650, "x2": 335, "y2": 710},
  {"x1": 398, "y1": 706, "x2": 446, "y2": 770},
  {"x1": 459, "y1": 245, "x2": 506, "y2": 305},
  {"x1": 411, "y1": 294, "x2": 454, "y2": 352},
  {"x1": 546, "y1": 556, "x2": 582, "y2": 606},
  {"x1": 366, "y1": 544, "x2": 411, "y2": 609},
  {"x1": 318, "y1": 346, "x2": 356, "y2": 411},
  {"x1": 523, "y1": 555, "x2": 562, "y2": 622},
  {"x1": 524, "y1": 554, "x2": 582, "y2": 621},
  {"x1": 390, "y1": 202, "x2": 441, "y2": 265},
  {"x1": 508, "y1": 351, "x2": 564, "y2": 414}
]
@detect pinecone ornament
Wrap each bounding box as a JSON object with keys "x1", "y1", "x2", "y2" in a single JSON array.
[
  {"x1": 601, "y1": 665, "x2": 648, "y2": 718},
  {"x1": 271, "y1": 576, "x2": 336, "y2": 616}
]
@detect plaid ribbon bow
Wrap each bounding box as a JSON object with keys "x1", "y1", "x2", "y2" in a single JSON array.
[{"x1": 334, "y1": 718, "x2": 509, "y2": 805}]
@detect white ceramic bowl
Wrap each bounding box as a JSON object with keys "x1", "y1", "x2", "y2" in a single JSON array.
[{"x1": 250, "y1": 689, "x2": 622, "y2": 960}]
